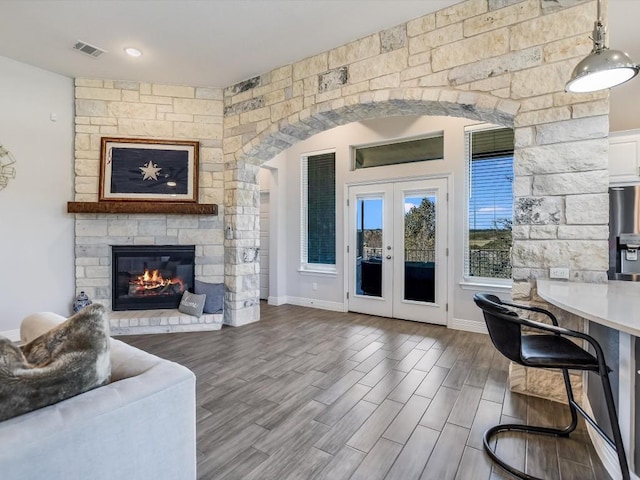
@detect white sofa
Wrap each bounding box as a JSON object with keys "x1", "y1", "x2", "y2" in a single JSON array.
[{"x1": 0, "y1": 311, "x2": 196, "y2": 480}]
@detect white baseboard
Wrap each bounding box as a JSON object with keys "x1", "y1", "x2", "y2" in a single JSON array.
[
  {"x1": 267, "y1": 295, "x2": 287, "y2": 306},
  {"x1": 449, "y1": 317, "x2": 488, "y2": 334},
  {"x1": 0, "y1": 329, "x2": 20, "y2": 342},
  {"x1": 264, "y1": 303, "x2": 489, "y2": 332},
  {"x1": 285, "y1": 296, "x2": 345, "y2": 312},
  {"x1": 581, "y1": 394, "x2": 634, "y2": 480}
]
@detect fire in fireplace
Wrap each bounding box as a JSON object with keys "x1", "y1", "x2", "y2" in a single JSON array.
[
  {"x1": 129, "y1": 268, "x2": 183, "y2": 296},
  {"x1": 112, "y1": 245, "x2": 195, "y2": 311}
]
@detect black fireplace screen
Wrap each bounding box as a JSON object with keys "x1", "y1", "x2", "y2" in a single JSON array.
[{"x1": 112, "y1": 245, "x2": 195, "y2": 311}]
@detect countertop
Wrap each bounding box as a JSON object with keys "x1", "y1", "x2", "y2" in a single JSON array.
[{"x1": 537, "y1": 279, "x2": 640, "y2": 337}]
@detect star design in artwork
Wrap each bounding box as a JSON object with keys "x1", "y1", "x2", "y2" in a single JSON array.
[{"x1": 139, "y1": 161, "x2": 162, "y2": 181}]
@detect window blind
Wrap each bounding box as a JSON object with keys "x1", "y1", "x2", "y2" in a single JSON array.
[
  {"x1": 303, "y1": 152, "x2": 336, "y2": 265},
  {"x1": 465, "y1": 127, "x2": 514, "y2": 279}
]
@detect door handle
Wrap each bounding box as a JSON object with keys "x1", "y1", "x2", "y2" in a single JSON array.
[{"x1": 386, "y1": 255, "x2": 392, "y2": 259}]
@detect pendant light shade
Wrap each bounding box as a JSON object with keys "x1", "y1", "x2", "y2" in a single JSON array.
[{"x1": 565, "y1": 0, "x2": 639, "y2": 93}]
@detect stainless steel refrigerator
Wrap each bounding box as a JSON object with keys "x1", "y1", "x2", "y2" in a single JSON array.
[{"x1": 609, "y1": 185, "x2": 640, "y2": 280}]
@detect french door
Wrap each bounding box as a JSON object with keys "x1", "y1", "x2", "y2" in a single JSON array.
[{"x1": 347, "y1": 178, "x2": 448, "y2": 325}]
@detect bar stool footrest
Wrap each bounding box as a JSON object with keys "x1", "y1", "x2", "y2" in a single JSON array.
[{"x1": 483, "y1": 423, "x2": 575, "y2": 480}]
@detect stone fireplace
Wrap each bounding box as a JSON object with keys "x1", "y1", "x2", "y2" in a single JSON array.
[
  {"x1": 72, "y1": 80, "x2": 225, "y2": 334},
  {"x1": 74, "y1": 212, "x2": 223, "y2": 335}
]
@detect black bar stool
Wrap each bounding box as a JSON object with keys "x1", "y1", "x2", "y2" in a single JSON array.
[{"x1": 473, "y1": 292, "x2": 629, "y2": 480}]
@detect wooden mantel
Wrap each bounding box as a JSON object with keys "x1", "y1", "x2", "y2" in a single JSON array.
[{"x1": 67, "y1": 201, "x2": 217, "y2": 215}]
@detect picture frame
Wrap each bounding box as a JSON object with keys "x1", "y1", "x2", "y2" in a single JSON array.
[{"x1": 99, "y1": 137, "x2": 199, "y2": 202}]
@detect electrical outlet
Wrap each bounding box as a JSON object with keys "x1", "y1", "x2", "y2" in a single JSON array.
[{"x1": 550, "y1": 267, "x2": 569, "y2": 279}]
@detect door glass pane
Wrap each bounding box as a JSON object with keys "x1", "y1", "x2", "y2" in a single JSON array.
[
  {"x1": 356, "y1": 196, "x2": 383, "y2": 297},
  {"x1": 404, "y1": 193, "x2": 436, "y2": 303}
]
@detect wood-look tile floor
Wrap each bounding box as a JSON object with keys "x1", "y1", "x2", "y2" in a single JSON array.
[{"x1": 120, "y1": 302, "x2": 612, "y2": 480}]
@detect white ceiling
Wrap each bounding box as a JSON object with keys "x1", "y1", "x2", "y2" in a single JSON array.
[
  {"x1": 0, "y1": 0, "x2": 459, "y2": 87},
  {"x1": 0, "y1": 0, "x2": 638, "y2": 130}
]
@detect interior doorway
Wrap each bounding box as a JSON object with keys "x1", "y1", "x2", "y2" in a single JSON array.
[
  {"x1": 259, "y1": 191, "x2": 270, "y2": 300},
  {"x1": 347, "y1": 178, "x2": 448, "y2": 325}
]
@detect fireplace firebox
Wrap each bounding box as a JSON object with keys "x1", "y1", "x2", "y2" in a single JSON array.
[{"x1": 111, "y1": 245, "x2": 195, "y2": 311}]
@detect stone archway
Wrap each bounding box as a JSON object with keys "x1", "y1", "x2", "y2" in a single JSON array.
[
  {"x1": 220, "y1": 0, "x2": 608, "y2": 334},
  {"x1": 223, "y1": 88, "x2": 520, "y2": 326}
]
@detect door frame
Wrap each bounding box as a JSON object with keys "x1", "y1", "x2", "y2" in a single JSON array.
[
  {"x1": 259, "y1": 190, "x2": 270, "y2": 300},
  {"x1": 343, "y1": 173, "x2": 454, "y2": 327}
]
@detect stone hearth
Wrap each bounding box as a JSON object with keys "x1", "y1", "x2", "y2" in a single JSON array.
[{"x1": 109, "y1": 308, "x2": 222, "y2": 335}]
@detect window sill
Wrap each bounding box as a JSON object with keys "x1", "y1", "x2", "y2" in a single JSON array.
[
  {"x1": 298, "y1": 267, "x2": 337, "y2": 277},
  {"x1": 459, "y1": 280, "x2": 512, "y2": 292}
]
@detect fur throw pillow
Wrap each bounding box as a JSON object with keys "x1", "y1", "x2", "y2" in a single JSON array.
[{"x1": 0, "y1": 304, "x2": 111, "y2": 422}]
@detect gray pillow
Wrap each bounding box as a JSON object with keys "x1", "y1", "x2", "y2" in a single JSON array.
[
  {"x1": 194, "y1": 280, "x2": 224, "y2": 314},
  {"x1": 178, "y1": 291, "x2": 206, "y2": 317},
  {"x1": 0, "y1": 304, "x2": 111, "y2": 422}
]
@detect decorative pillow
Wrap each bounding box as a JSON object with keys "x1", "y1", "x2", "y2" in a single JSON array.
[
  {"x1": 178, "y1": 291, "x2": 206, "y2": 317},
  {"x1": 194, "y1": 280, "x2": 224, "y2": 314},
  {"x1": 0, "y1": 304, "x2": 111, "y2": 422}
]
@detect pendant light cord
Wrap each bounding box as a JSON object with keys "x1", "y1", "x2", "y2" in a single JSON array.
[{"x1": 592, "y1": 0, "x2": 606, "y2": 53}]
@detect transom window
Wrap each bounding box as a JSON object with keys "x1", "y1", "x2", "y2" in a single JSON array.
[{"x1": 353, "y1": 134, "x2": 444, "y2": 169}]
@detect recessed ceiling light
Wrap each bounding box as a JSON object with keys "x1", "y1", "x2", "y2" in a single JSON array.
[{"x1": 124, "y1": 47, "x2": 142, "y2": 57}]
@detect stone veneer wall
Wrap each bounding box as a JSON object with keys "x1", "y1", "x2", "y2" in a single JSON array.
[
  {"x1": 70, "y1": 1, "x2": 610, "y2": 399},
  {"x1": 73, "y1": 79, "x2": 225, "y2": 333},
  {"x1": 219, "y1": 0, "x2": 609, "y2": 400}
]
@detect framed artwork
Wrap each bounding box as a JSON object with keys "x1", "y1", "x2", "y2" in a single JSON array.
[{"x1": 99, "y1": 137, "x2": 199, "y2": 202}]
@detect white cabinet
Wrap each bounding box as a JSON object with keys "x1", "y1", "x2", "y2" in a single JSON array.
[{"x1": 610, "y1": 129, "x2": 640, "y2": 184}]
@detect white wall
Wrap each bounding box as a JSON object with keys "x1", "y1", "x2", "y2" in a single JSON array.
[
  {"x1": 609, "y1": 1, "x2": 640, "y2": 133},
  {"x1": 0, "y1": 56, "x2": 74, "y2": 332},
  {"x1": 265, "y1": 114, "x2": 509, "y2": 327}
]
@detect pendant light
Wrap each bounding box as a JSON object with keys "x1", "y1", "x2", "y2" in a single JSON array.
[{"x1": 565, "y1": 0, "x2": 639, "y2": 93}]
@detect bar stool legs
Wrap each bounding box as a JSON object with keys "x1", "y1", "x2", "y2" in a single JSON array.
[
  {"x1": 601, "y1": 368, "x2": 630, "y2": 480},
  {"x1": 483, "y1": 368, "x2": 630, "y2": 480},
  {"x1": 483, "y1": 368, "x2": 577, "y2": 480}
]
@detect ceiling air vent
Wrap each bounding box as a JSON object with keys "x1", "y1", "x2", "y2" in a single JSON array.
[{"x1": 73, "y1": 41, "x2": 107, "y2": 58}]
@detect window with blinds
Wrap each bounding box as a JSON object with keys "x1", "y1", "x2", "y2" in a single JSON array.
[
  {"x1": 300, "y1": 151, "x2": 336, "y2": 271},
  {"x1": 465, "y1": 126, "x2": 514, "y2": 280}
]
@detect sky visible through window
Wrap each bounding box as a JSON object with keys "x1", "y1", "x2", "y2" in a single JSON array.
[
  {"x1": 357, "y1": 197, "x2": 425, "y2": 230},
  {"x1": 356, "y1": 154, "x2": 513, "y2": 232},
  {"x1": 359, "y1": 199, "x2": 382, "y2": 230},
  {"x1": 469, "y1": 155, "x2": 513, "y2": 230}
]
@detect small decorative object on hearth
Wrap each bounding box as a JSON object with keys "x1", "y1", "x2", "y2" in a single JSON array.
[
  {"x1": 73, "y1": 291, "x2": 93, "y2": 313},
  {"x1": 0, "y1": 144, "x2": 17, "y2": 193},
  {"x1": 178, "y1": 291, "x2": 205, "y2": 317}
]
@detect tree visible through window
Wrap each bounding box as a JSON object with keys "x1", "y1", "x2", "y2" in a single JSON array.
[
  {"x1": 466, "y1": 127, "x2": 514, "y2": 280},
  {"x1": 405, "y1": 197, "x2": 436, "y2": 262}
]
